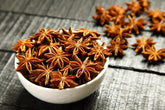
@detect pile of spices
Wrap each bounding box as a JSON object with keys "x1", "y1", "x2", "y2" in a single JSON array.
[
  {"x1": 93, "y1": 0, "x2": 165, "y2": 63},
  {"x1": 12, "y1": 27, "x2": 111, "y2": 89}
]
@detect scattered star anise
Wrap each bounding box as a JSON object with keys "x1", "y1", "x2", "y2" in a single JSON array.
[
  {"x1": 125, "y1": 0, "x2": 142, "y2": 16},
  {"x1": 92, "y1": 6, "x2": 112, "y2": 25},
  {"x1": 149, "y1": 19, "x2": 165, "y2": 33},
  {"x1": 138, "y1": 0, "x2": 150, "y2": 12},
  {"x1": 147, "y1": 8, "x2": 165, "y2": 23},
  {"x1": 107, "y1": 38, "x2": 128, "y2": 56},
  {"x1": 51, "y1": 69, "x2": 78, "y2": 89},
  {"x1": 132, "y1": 36, "x2": 156, "y2": 53},
  {"x1": 142, "y1": 45, "x2": 165, "y2": 62},
  {"x1": 108, "y1": 5, "x2": 126, "y2": 25},
  {"x1": 126, "y1": 15, "x2": 148, "y2": 34}
]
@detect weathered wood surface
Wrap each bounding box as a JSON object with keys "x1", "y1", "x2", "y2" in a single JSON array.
[{"x1": 0, "y1": 0, "x2": 165, "y2": 110}]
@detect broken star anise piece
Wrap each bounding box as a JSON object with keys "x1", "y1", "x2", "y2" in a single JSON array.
[
  {"x1": 93, "y1": 6, "x2": 112, "y2": 25},
  {"x1": 51, "y1": 69, "x2": 78, "y2": 89},
  {"x1": 126, "y1": 15, "x2": 148, "y2": 34},
  {"x1": 107, "y1": 38, "x2": 128, "y2": 56},
  {"x1": 45, "y1": 47, "x2": 70, "y2": 69},
  {"x1": 132, "y1": 36, "x2": 156, "y2": 53},
  {"x1": 126, "y1": 0, "x2": 142, "y2": 16},
  {"x1": 70, "y1": 55, "x2": 103, "y2": 81},
  {"x1": 147, "y1": 8, "x2": 165, "y2": 24},
  {"x1": 16, "y1": 48, "x2": 42, "y2": 73},
  {"x1": 12, "y1": 39, "x2": 34, "y2": 53},
  {"x1": 30, "y1": 28, "x2": 55, "y2": 44},
  {"x1": 88, "y1": 42, "x2": 111, "y2": 62},
  {"x1": 138, "y1": 0, "x2": 150, "y2": 12},
  {"x1": 142, "y1": 45, "x2": 165, "y2": 62},
  {"x1": 149, "y1": 19, "x2": 165, "y2": 33}
]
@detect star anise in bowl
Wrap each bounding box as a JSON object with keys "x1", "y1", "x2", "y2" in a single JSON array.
[{"x1": 13, "y1": 27, "x2": 110, "y2": 104}]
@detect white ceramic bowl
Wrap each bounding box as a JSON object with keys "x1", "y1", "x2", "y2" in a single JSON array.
[{"x1": 15, "y1": 57, "x2": 109, "y2": 104}]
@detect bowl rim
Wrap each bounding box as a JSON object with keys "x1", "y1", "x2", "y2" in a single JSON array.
[{"x1": 15, "y1": 57, "x2": 109, "y2": 91}]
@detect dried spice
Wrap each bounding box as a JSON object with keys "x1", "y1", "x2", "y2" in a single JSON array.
[
  {"x1": 147, "y1": 8, "x2": 165, "y2": 23},
  {"x1": 126, "y1": 15, "x2": 148, "y2": 34},
  {"x1": 132, "y1": 36, "x2": 156, "y2": 53},
  {"x1": 142, "y1": 45, "x2": 165, "y2": 62},
  {"x1": 107, "y1": 38, "x2": 128, "y2": 56},
  {"x1": 138, "y1": 0, "x2": 150, "y2": 12},
  {"x1": 108, "y1": 5, "x2": 126, "y2": 25},
  {"x1": 92, "y1": 6, "x2": 111, "y2": 25},
  {"x1": 13, "y1": 27, "x2": 109, "y2": 89},
  {"x1": 149, "y1": 19, "x2": 165, "y2": 33},
  {"x1": 125, "y1": 0, "x2": 142, "y2": 16}
]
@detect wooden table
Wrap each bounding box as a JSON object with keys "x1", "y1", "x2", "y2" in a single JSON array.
[{"x1": 0, "y1": 0, "x2": 165, "y2": 109}]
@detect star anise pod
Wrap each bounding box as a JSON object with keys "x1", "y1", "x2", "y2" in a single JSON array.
[
  {"x1": 116, "y1": 27, "x2": 132, "y2": 40},
  {"x1": 142, "y1": 45, "x2": 165, "y2": 62},
  {"x1": 16, "y1": 48, "x2": 43, "y2": 73},
  {"x1": 126, "y1": 15, "x2": 148, "y2": 34},
  {"x1": 138, "y1": 0, "x2": 150, "y2": 12},
  {"x1": 126, "y1": 0, "x2": 142, "y2": 16},
  {"x1": 31, "y1": 64, "x2": 55, "y2": 85},
  {"x1": 51, "y1": 69, "x2": 78, "y2": 89},
  {"x1": 147, "y1": 8, "x2": 165, "y2": 23},
  {"x1": 30, "y1": 28, "x2": 55, "y2": 44},
  {"x1": 59, "y1": 27, "x2": 75, "y2": 42},
  {"x1": 45, "y1": 47, "x2": 71, "y2": 69},
  {"x1": 149, "y1": 19, "x2": 165, "y2": 33},
  {"x1": 107, "y1": 38, "x2": 128, "y2": 56},
  {"x1": 132, "y1": 36, "x2": 156, "y2": 53},
  {"x1": 103, "y1": 23, "x2": 121, "y2": 37},
  {"x1": 75, "y1": 28, "x2": 101, "y2": 40},
  {"x1": 38, "y1": 42, "x2": 59, "y2": 56},
  {"x1": 93, "y1": 6, "x2": 112, "y2": 25},
  {"x1": 88, "y1": 42, "x2": 111, "y2": 62},
  {"x1": 12, "y1": 39, "x2": 34, "y2": 53},
  {"x1": 65, "y1": 37, "x2": 90, "y2": 55},
  {"x1": 70, "y1": 55, "x2": 102, "y2": 81},
  {"x1": 108, "y1": 5, "x2": 126, "y2": 25}
]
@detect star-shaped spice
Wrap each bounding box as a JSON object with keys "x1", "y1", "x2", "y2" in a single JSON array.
[
  {"x1": 65, "y1": 37, "x2": 90, "y2": 55},
  {"x1": 16, "y1": 48, "x2": 42, "y2": 73},
  {"x1": 108, "y1": 5, "x2": 126, "y2": 25},
  {"x1": 147, "y1": 8, "x2": 165, "y2": 23},
  {"x1": 88, "y1": 42, "x2": 111, "y2": 61},
  {"x1": 107, "y1": 38, "x2": 128, "y2": 56},
  {"x1": 126, "y1": 15, "x2": 148, "y2": 34},
  {"x1": 103, "y1": 23, "x2": 121, "y2": 37},
  {"x1": 149, "y1": 19, "x2": 165, "y2": 33},
  {"x1": 126, "y1": 0, "x2": 142, "y2": 16},
  {"x1": 93, "y1": 6, "x2": 112, "y2": 25},
  {"x1": 70, "y1": 55, "x2": 102, "y2": 81},
  {"x1": 75, "y1": 28, "x2": 101, "y2": 40},
  {"x1": 45, "y1": 47, "x2": 70, "y2": 69},
  {"x1": 12, "y1": 39, "x2": 34, "y2": 53},
  {"x1": 116, "y1": 27, "x2": 132, "y2": 40},
  {"x1": 138, "y1": 0, "x2": 150, "y2": 12},
  {"x1": 142, "y1": 45, "x2": 165, "y2": 62},
  {"x1": 30, "y1": 28, "x2": 55, "y2": 44},
  {"x1": 31, "y1": 64, "x2": 55, "y2": 85},
  {"x1": 132, "y1": 36, "x2": 156, "y2": 53},
  {"x1": 38, "y1": 42, "x2": 59, "y2": 56},
  {"x1": 51, "y1": 69, "x2": 78, "y2": 89}
]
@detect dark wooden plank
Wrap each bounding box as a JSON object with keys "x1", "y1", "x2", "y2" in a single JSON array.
[
  {"x1": 0, "y1": 55, "x2": 165, "y2": 109},
  {"x1": 0, "y1": 52, "x2": 12, "y2": 71}
]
